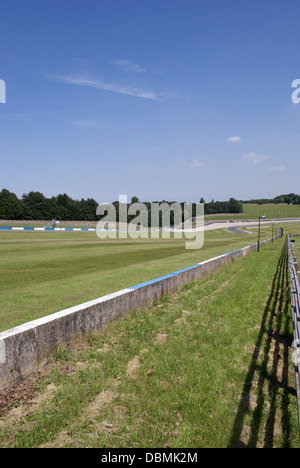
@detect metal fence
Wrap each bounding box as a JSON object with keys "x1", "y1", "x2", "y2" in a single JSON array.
[{"x1": 287, "y1": 234, "x2": 300, "y2": 435}]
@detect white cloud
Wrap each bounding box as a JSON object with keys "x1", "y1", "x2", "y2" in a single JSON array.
[
  {"x1": 51, "y1": 74, "x2": 161, "y2": 100},
  {"x1": 242, "y1": 153, "x2": 270, "y2": 164},
  {"x1": 190, "y1": 160, "x2": 203, "y2": 168},
  {"x1": 268, "y1": 165, "x2": 286, "y2": 172},
  {"x1": 111, "y1": 59, "x2": 146, "y2": 73},
  {"x1": 72, "y1": 120, "x2": 103, "y2": 129},
  {"x1": 226, "y1": 136, "x2": 242, "y2": 142}
]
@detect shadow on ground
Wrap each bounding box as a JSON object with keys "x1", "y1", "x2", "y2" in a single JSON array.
[{"x1": 227, "y1": 242, "x2": 297, "y2": 448}]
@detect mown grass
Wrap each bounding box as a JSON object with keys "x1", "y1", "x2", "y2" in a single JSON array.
[
  {"x1": 0, "y1": 238, "x2": 298, "y2": 448},
  {"x1": 0, "y1": 225, "x2": 278, "y2": 332}
]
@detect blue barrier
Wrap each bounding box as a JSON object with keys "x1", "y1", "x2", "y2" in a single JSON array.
[{"x1": 0, "y1": 227, "x2": 96, "y2": 232}]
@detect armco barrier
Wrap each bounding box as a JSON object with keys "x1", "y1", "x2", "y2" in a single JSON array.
[{"x1": 0, "y1": 236, "x2": 278, "y2": 391}]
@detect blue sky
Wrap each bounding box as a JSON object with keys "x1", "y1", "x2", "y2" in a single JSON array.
[{"x1": 0, "y1": 0, "x2": 300, "y2": 203}]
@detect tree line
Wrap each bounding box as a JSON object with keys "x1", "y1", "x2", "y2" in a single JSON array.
[
  {"x1": 1, "y1": 188, "x2": 299, "y2": 226},
  {"x1": 0, "y1": 189, "x2": 99, "y2": 221}
]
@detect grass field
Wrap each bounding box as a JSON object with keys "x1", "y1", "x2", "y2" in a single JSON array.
[
  {"x1": 0, "y1": 238, "x2": 298, "y2": 448},
  {"x1": 205, "y1": 204, "x2": 300, "y2": 221},
  {"x1": 0, "y1": 223, "x2": 288, "y2": 332}
]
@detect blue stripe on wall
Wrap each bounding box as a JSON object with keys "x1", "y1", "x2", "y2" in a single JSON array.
[
  {"x1": 224, "y1": 249, "x2": 242, "y2": 255},
  {"x1": 129, "y1": 264, "x2": 200, "y2": 290}
]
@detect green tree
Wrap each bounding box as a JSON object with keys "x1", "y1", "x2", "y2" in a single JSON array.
[{"x1": 0, "y1": 189, "x2": 24, "y2": 219}]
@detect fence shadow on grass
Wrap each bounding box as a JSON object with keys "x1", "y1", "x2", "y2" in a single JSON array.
[{"x1": 227, "y1": 242, "x2": 297, "y2": 448}]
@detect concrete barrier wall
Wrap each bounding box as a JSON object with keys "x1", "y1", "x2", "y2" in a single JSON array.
[{"x1": 0, "y1": 237, "x2": 276, "y2": 391}]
